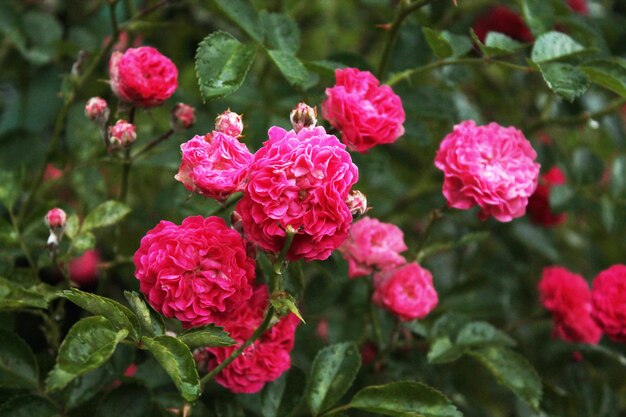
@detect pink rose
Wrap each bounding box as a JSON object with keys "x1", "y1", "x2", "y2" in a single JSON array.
[
  {"x1": 206, "y1": 285, "x2": 300, "y2": 394},
  {"x1": 591, "y1": 265, "x2": 626, "y2": 342},
  {"x1": 539, "y1": 266, "x2": 602, "y2": 344},
  {"x1": 338, "y1": 216, "x2": 407, "y2": 278},
  {"x1": 215, "y1": 110, "x2": 244, "y2": 138},
  {"x1": 84, "y1": 97, "x2": 110, "y2": 124},
  {"x1": 434, "y1": 120, "x2": 540, "y2": 222},
  {"x1": 70, "y1": 250, "x2": 101, "y2": 286},
  {"x1": 175, "y1": 133, "x2": 253, "y2": 201},
  {"x1": 322, "y1": 68, "x2": 405, "y2": 153},
  {"x1": 236, "y1": 126, "x2": 358, "y2": 261},
  {"x1": 133, "y1": 216, "x2": 255, "y2": 328},
  {"x1": 171, "y1": 103, "x2": 196, "y2": 130},
  {"x1": 527, "y1": 167, "x2": 567, "y2": 227},
  {"x1": 373, "y1": 263, "x2": 438, "y2": 321},
  {"x1": 45, "y1": 208, "x2": 67, "y2": 229},
  {"x1": 109, "y1": 46, "x2": 178, "y2": 107},
  {"x1": 472, "y1": 6, "x2": 534, "y2": 44},
  {"x1": 108, "y1": 119, "x2": 137, "y2": 149}
]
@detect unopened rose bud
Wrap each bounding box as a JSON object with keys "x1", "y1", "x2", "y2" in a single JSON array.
[
  {"x1": 108, "y1": 119, "x2": 137, "y2": 149},
  {"x1": 45, "y1": 208, "x2": 67, "y2": 230},
  {"x1": 215, "y1": 109, "x2": 244, "y2": 138},
  {"x1": 346, "y1": 190, "x2": 368, "y2": 216},
  {"x1": 85, "y1": 97, "x2": 110, "y2": 125},
  {"x1": 230, "y1": 210, "x2": 243, "y2": 234},
  {"x1": 290, "y1": 102, "x2": 317, "y2": 133},
  {"x1": 171, "y1": 103, "x2": 196, "y2": 130}
]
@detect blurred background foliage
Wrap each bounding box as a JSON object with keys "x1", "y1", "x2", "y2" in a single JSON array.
[{"x1": 2, "y1": 0, "x2": 626, "y2": 416}]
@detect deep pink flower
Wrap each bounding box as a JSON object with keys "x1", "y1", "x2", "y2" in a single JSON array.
[
  {"x1": 539, "y1": 266, "x2": 602, "y2": 344},
  {"x1": 591, "y1": 265, "x2": 626, "y2": 342},
  {"x1": 473, "y1": 6, "x2": 534, "y2": 44},
  {"x1": 175, "y1": 133, "x2": 253, "y2": 201},
  {"x1": 133, "y1": 216, "x2": 255, "y2": 328},
  {"x1": 108, "y1": 119, "x2": 137, "y2": 148},
  {"x1": 236, "y1": 126, "x2": 358, "y2": 261},
  {"x1": 322, "y1": 68, "x2": 405, "y2": 153},
  {"x1": 434, "y1": 120, "x2": 540, "y2": 222},
  {"x1": 206, "y1": 286, "x2": 300, "y2": 394},
  {"x1": 215, "y1": 110, "x2": 244, "y2": 138},
  {"x1": 84, "y1": 97, "x2": 110, "y2": 123},
  {"x1": 70, "y1": 250, "x2": 101, "y2": 286},
  {"x1": 373, "y1": 263, "x2": 438, "y2": 321},
  {"x1": 567, "y1": 0, "x2": 588, "y2": 15},
  {"x1": 527, "y1": 167, "x2": 567, "y2": 227},
  {"x1": 171, "y1": 103, "x2": 196, "y2": 130},
  {"x1": 45, "y1": 208, "x2": 67, "y2": 229},
  {"x1": 109, "y1": 46, "x2": 178, "y2": 107},
  {"x1": 338, "y1": 216, "x2": 407, "y2": 278}
]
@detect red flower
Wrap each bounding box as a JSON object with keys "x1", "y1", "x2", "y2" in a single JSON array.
[
  {"x1": 591, "y1": 265, "x2": 626, "y2": 342},
  {"x1": 527, "y1": 167, "x2": 567, "y2": 227},
  {"x1": 473, "y1": 6, "x2": 533, "y2": 44}
]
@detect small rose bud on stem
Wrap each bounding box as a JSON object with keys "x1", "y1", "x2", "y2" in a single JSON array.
[
  {"x1": 346, "y1": 190, "x2": 368, "y2": 216},
  {"x1": 170, "y1": 103, "x2": 196, "y2": 131},
  {"x1": 45, "y1": 208, "x2": 67, "y2": 252},
  {"x1": 290, "y1": 102, "x2": 317, "y2": 133},
  {"x1": 215, "y1": 109, "x2": 244, "y2": 138},
  {"x1": 108, "y1": 119, "x2": 137, "y2": 150}
]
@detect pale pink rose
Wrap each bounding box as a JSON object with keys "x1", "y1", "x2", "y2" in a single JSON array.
[
  {"x1": 70, "y1": 250, "x2": 101, "y2": 286},
  {"x1": 45, "y1": 208, "x2": 67, "y2": 229},
  {"x1": 108, "y1": 120, "x2": 137, "y2": 148},
  {"x1": 133, "y1": 216, "x2": 255, "y2": 328},
  {"x1": 539, "y1": 266, "x2": 602, "y2": 344},
  {"x1": 109, "y1": 46, "x2": 178, "y2": 107},
  {"x1": 171, "y1": 103, "x2": 196, "y2": 130},
  {"x1": 206, "y1": 285, "x2": 300, "y2": 394},
  {"x1": 236, "y1": 126, "x2": 359, "y2": 261},
  {"x1": 215, "y1": 110, "x2": 244, "y2": 138},
  {"x1": 338, "y1": 216, "x2": 407, "y2": 278},
  {"x1": 322, "y1": 68, "x2": 405, "y2": 153},
  {"x1": 591, "y1": 265, "x2": 626, "y2": 342},
  {"x1": 373, "y1": 263, "x2": 438, "y2": 321},
  {"x1": 434, "y1": 120, "x2": 540, "y2": 222},
  {"x1": 175, "y1": 133, "x2": 253, "y2": 201}
]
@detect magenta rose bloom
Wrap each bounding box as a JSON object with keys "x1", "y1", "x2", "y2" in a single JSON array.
[
  {"x1": 539, "y1": 266, "x2": 602, "y2": 344},
  {"x1": 338, "y1": 216, "x2": 407, "y2": 278},
  {"x1": 373, "y1": 263, "x2": 438, "y2": 321},
  {"x1": 133, "y1": 216, "x2": 255, "y2": 328},
  {"x1": 591, "y1": 265, "x2": 626, "y2": 342},
  {"x1": 206, "y1": 285, "x2": 300, "y2": 394},
  {"x1": 527, "y1": 167, "x2": 567, "y2": 227},
  {"x1": 434, "y1": 120, "x2": 540, "y2": 222},
  {"x1": 322, "y1": 68, "x2": 405, "y2": 153},
  {"x1": 236, "y1": 126, "x2": 358, "y2": 261},
  {"x1": 109, "y1": 46, "x2": 178, "y2": 107},
  {"x1": 175, "y1": 133, "x2": 253, "y2": 201}
]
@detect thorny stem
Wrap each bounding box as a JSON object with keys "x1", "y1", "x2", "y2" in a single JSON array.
[
  {"x1": 415, "y1": 206, "x2": 447, "y2": 261},
  {"x1": 133, "y1": 128, "x2": 175, "y2": 159},
  {"x1": 386, "y1": 57, "x2": 535, "y2": 86},
  {"x1": 377, "y1": 0, "x2": 445, "y2": 79}
]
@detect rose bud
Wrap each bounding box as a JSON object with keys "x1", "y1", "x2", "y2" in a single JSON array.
[
  {"x1": 215, "y1": 109, "x2": 244, "y2": 138},
  {"x1": 290, "y1": 102, "x2": 318, "y2": 133}
]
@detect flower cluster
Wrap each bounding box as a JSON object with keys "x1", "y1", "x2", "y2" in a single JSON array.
[
  {"x1": 323, "y1": 68, "x2": 405, "y2": 153},
  {"x1": 434, "y1": 120, "x2": 540, "y2": 222},
  {"x1": 539, "y1": 266, "x2": 602, "y2": 344},
  {"x1": 237, "y1": 125, "x2": 359, "y2": 261},
  {"x1": 133, "y1": 216, "x2": 255, "y2": 328}
]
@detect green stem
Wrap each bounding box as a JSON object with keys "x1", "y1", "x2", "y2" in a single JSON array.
[
  {"x1": 133, "y1": 128, "x2": 174, "y2": 159},
  {"x1": 386, "y1": 57, "x2": 534, "y2": 86},
  {"x1": 369, "y1": 280, "x2": 384, "y2": 349},
  {"x1": 8, "y1": 208, "x2": 37, "y2": 276},
  {"x1": 415, "y1": 206, "x2": 446, "y2": 261},
  {"x1": 377, "y1": 0, "x2": 444, "y2": 79},
  {"x1": 200, "y1": 306, "x2": 276, "y2": 388},
  {"x1": 109, "y1": 1, "x2": 120, "y2": 39},
  {"x1": 528, "y1": 97, "x2": 626, "y2": 132}
]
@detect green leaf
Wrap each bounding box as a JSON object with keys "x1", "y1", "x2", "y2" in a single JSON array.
[
  {"x1": 349, "y1": 381, "x2": 462, "y2": 417},
  {"x1": 214, "y1": 0, "x2": 264, "y2": 43},
  {"x1": 270, "y1": 293, "x2": 305, "y2": 323},
  {"x1": 124, "y1": 291, "x2": 165, "y2": 337},
  {"x1": 538, "y1": 62, "x2": 589, "y2": 101},
  {"x1": 141, "y1": 336, "x2": 201, "y2": 402},
  {"x1": 0, "y1": 327, "x2": 39, "y2": 389},
  {"x1": 601, "y1": 195, "x2": 615, "y2": 233},
  {"x1": 520, "y1": 0, "x2": 554, "y2": 37},
  {"x1": 195, "y1": 31, "x2": 256, "y2": 101},
  {"x1": 63, "y1": 366, "x2": 114, "y2": 410},
  {"x1": 581, "y1": 59, "x2": 626, "y2": 98},
  {"x1": 178, "y1": 324, "x2": 234, "y2": 349},
  {"x1": 46, "y1": 316, "x2": 128, "y2": 392},
  {"x1": 531, "y1": 31, "x2": 586, "y2": 64},
  {"x1": 95, "y1": 382, "x2": 153, "y2": 417},
  {"x1": 456, "y1": 322, "x2": 516, "y2": 348},
  {"x1": 260, "y1": 367, "x2": 306, "y2": 417},
  {"x1": 0, "y1": 277, "x2": 59, "y2": 310},
  {"x1": 266, "y1": 49, "x2": 309, "y2": 87},
  {"x1": 70, "y1": 231, "x2": 96, "y2": 253},
  {"x1": 611, "y1": 155, "x2": 626, "y2": 198},
  {"x1": 549, "y1": 183, "x2": 575, "y2": 211},
  {"x1": 23, "y1": 11, "x2": 62, "y2": 46},
  {"x1": 427, "y1": 337, "x2": 465, "y2": 365},
  {"x1": 260, "y1": 11, "x2": 300, "y2": 53},
  {"x1": 306, "y1": 342, "x2": 361, "y2": 416},
  {"x1": 468, "y1": 347, "x2": 542, "y2": 410},
  {"x1": 441, "y1": 32, "x2": 473, "y2": 57},
  {"x1": 483, "y1": 32, "x2": 525, "y2": 55},
  {"x1": 422, "y1": 27, "x2": 453, "y2": 59},
  {"x1": 82, "y1": 201, "x2": 131, "y2": 232},
  {"x1": 64, "y1": 214, "x2": 80, "y2": 240},
  {"x1": 0, "y1": 395, "x2": 60, "y2": 417},
  {"x1": 0, "y1": 170, "x2": 19, "y2": 209},
  {"x1": 63, "y1": 288, "x2": 140, "y2": 341}
]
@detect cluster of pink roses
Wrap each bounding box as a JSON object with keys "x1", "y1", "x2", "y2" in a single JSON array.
[
  {"x1": 539, "y1": 265, "x2": 626, "y2": 344},
  {"x1": 339, "y1": 217, "x2": 438, "y2": 322}
]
